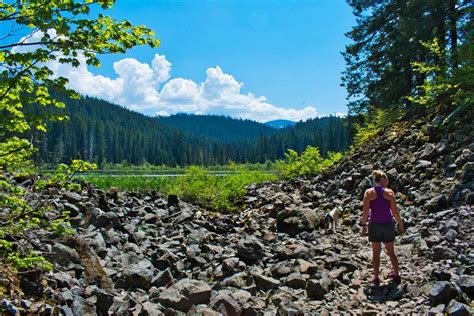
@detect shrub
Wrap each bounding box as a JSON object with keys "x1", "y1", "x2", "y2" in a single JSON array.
[
  {"x1": 0, "y1": 160, "x2": 95, "y2": 271},
  {"x1": 277, "y1": 146, "x2": 344, "y2": 179},
  {"x1": 352, "y1": 108, "x2": 400, "y2": 148},
  {"x1": 167, "y1": 165, "x2": 277, "y2": 212}
]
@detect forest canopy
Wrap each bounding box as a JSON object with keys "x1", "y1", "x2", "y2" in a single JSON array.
[{"x1": 342, "y1": 0, "x2": 473, "y2": 116}]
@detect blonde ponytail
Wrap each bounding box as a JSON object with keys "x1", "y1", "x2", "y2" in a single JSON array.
[{"x1": 372, "y1": 170, "x2": 388, "y2": 183}]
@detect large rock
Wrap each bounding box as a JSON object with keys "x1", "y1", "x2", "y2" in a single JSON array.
[
  {"x1": 429, "y1": 304, "x2": 445, "y2": 315},
  {"x1": 461, "y1": 162, "x2": 474, "y2": 182},
  {"x1": 253, "y1": 273, "x2": 281, "y2": 291},
  {"x1": 152, "y1": 268, "x2": 174, "y2": 288},
  {"x1": 210, "y1": 291, "x2": 242, "y2": 316},
  {"x1": 284, "y1": 273, "x2": 307, "y2": 289},
  {"x1": 63, "y1": 203, "x2": 80, "y2": 217},
  {"x1": 47, "y1": 243, "x2": 80, "y2": 266},
  {"x1": 445, "y1": 229, "x2": 458, "y2": 242},
  {"x1": 276, "y1": 207, "x2": 322, "y2": 236},
  {"x1": 141, "y1": 302, "x2": 160, "y2": 316},
  {"x1": 109, "y1": 297, "x2": 130, "y2": 315},
  {"x1": 426, "y1": 195, "x2": 448, "y2": 213},
  {"x1": 357, "y1": 176, "x2": 372, "y2": 199},
  {"x1": 431, "y1": 269, "x2": 451, "y2": 281},
  {"x1": 416, "y1": 160, "x2": 432, "y2": 170},
  {"x1": 158, "y1": 278, "x2": 211, "y2": 312},
  {"x1": 85, "y1": 208, "x2": 119, "y2": 229},
  {"x1": 306, "y1": 276, "x2": 333, "y2": 298},
  {"x1": 71, "y1": 296, "x2": 96, "y2": 315},
  {"x1": 95, "y1": 290, "x2": 114, "y2": 314},
  {"x1": 221, "y1": 272, "x2": 252, "y2": 289},
  {"x1": 63, "y1": 191, "x2": 83, "y2": 203},
  {"x1": 446, "y1": 300, "x2": 471, "y2": 316},
  {"x1": 237, "y1": 236, "x2": 265, "y2": 262},
  {"x1": 456, "y1": 276, "x2": 474, "y2": 299},
  {"x1": 52, "y1": 271, "x2": 76, "y2": 288},
  {"x1": 428, "y1": 281, "x2": 457, "y2": 306},
  {"x1": 121, "y1": 259, "x2": 154, "y2": 290},
  {"x1": 420, "y1": 143, "x2": 436, "y2": 159},
  {"x1": 187, "y1": 306, "x2": 221, "y2": 316},
  {"x1": 432, "y1": 245, "x2": 457, "y2": 261}
]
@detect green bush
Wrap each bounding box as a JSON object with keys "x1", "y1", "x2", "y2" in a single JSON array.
[
  {"x1": 167, "y1": 164, "x2": 277, "y2": 212},
  {"x1": 84, "y1": 164, "x2": 277, "y2": 212},
  {"x1": 0, "y1": 160, "x2": 93, "y2": 271},
  {"x1": 352, "y1": 108, "x2": 401, "y2": 148},
  {"x1": 276, "y1": 146, "x2": 344, "y2": 179}
]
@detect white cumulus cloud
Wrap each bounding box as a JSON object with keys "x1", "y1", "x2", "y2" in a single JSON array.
[
  {"x1": 11, "y1": 29, "x2": 319, "y2": 122},
  {"x1": 156, "y1": 64, "x2": 319, "y2": 122}
]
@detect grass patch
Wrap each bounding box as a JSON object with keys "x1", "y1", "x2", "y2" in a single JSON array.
[
  {"x1": 80, "y1": 164, "x2": 277, "y2": 212},
  {"x1": 167, "y1": 166, "x2": 277, "y2": 211},
  {"x1": 80, "y1": 175, "x2": 172, "y2": 192},
  {"x1": 78, "y1": 149, "x2": 347, "y2": 212}
]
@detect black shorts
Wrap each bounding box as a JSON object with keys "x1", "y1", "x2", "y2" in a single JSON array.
[{"x1": 368, "y1": 222, "x2": 396, "y2": 242}]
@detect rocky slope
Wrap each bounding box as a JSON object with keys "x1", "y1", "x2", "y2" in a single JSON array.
[{"x1": 0, "y1": 113, "x2": 473, "y2": 315}]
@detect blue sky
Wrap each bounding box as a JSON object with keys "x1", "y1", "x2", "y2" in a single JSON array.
[{"x1": 8, "y1": 0, "x2": 356, "y2": 121}]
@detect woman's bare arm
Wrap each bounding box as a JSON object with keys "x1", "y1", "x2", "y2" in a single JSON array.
[
  {"x1": 362, "y1": 190, "x2": 371, "y2": 224},
  {"x1": 388, "y1": 190, "x2": 404, "y2": 234},
  {"x1": 360, "y1": 189, "x2": 371, "y2": 236}
]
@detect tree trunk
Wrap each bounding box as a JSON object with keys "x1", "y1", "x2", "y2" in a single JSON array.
[
  {"x1": 448, "y1": 0, "x2": 458, "y2": 69},
  {"x1": 435, "y1": 4, "x2": 447, "y2": 70}
]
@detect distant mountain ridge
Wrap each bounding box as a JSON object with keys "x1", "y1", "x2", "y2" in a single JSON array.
[
  {"x1": 156, "y1": 113, "x2": 277, "y2": 142},
  {"x1": 265, "y1": 119, "x2": 296, "y2": 129}
]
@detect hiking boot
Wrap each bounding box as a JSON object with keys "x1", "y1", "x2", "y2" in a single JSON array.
[
  {"x1": 388, "y1": 271, "x2": 401, "y2": 283},
  {"x1": 371, "y1": 276, "x2": 380, "y2": 285}
]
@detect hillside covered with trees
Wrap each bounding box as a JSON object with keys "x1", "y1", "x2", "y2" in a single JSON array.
[
  {"x1": 28, "y1": 94, "x2": 351, "y2": 166},
  {"x1": 156, "y1": 113, "x2": 278, "y2": 142}
]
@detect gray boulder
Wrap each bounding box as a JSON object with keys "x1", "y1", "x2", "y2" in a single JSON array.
[
  {"x1": 253, "y1": 273, "x2": 281, "y2": 291},
  {"x1": 416, "y1": 160, "x2": 432, "y2": 170},
  {"x1": 306, "y1": 276, "x2": 333, "y2": 298},
  {"x1": 109, "y1": 297, "x2": 130, "y2": 315},
  {"x1": 428, "y1": 281, "x2": 457, "y2": 306},
  {"x1": 456, "y1": 276, "x2": 474, "y2": 299},
  {"x1": 47, "y1": 243, "x2": 80, "y2": 266},
  {"x1": 152, "y1": 268, "x2": 174, "y2": 288},
  {"x1": 158, "y1": 278, "x2": 212, "y2": 312},
  {"x1": 121, "y1": 259, "x2": 154, "y2": 290},
  {"x1": 446, "y1": 300, "x2": 471, "y2": 316},
  {"x1": 237, "y1": 236, "x2": 265, "y2": 262},
  {"x1": 284, "y1": 273, "x2": 307, "y2": 289},
  {"x1": 72, "y1": 296, "x2": 96, "y2": 316},
  {"x1": 141, "y1": 302, "x2": 161, "y2": 316},
  {"x1": 211, "y1": 291, "x2": 242, "y2": 316},
  {"x1": 63, "y1": 191, "x2": 83, "y2": 203},
  {"x1": 64, "y1": 203, "x2": 80, "y2": 217},
  {"x1": 276, "y1": 207, "x2": 322, "y2": 236},
  {"x1": 426, "y1": 195, "x2": 448, "y2": 213},
  {"x1": 95, "y1": 290, "x2": 114, "y2": 314}
]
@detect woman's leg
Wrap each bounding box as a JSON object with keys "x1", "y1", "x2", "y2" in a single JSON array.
[
  {"x1": 384, "y1": 242, "x2": 399, "y2": 275},
  {"x1": 371, "y1": 242, "x2": 382, "y2": 279}
]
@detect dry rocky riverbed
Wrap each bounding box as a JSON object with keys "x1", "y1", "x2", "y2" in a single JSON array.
[{"x1": 0, "y1": 114, "x2": 473, "y2": 315}]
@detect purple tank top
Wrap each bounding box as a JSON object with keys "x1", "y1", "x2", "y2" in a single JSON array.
[{"x1": 369, "y1": 186, "x2": 393, "y2": 224}]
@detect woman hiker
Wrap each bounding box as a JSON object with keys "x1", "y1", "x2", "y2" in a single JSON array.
[{"x1": 360, "y1": 170, "x2": 405, "y2": 285}]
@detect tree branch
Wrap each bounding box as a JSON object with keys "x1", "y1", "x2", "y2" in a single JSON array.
[
  {"x1": 0, "y1": 47, "x2": 56, "y2": 104},
  {"x1": 0, "y1": 2, "x2": 49, "y2": 22},
  {"x1": 0, "y1": 161, "x2": 86, "y2": 227},
  {"x1": 0, "y1": 143, "x2": 31, "y2": 158},
  {"x1": 0, "y1": 40, "x2": 57, "y2": 50}
]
